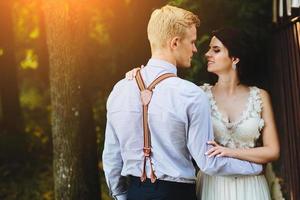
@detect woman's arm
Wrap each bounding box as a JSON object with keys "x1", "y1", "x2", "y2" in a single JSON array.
[{"x1": 206, "y1": 89, "x2": 280, "y2": 164}]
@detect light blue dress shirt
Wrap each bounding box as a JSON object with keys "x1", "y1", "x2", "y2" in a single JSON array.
[{"x1": 102, "y1": 58, "x2": 262, "y2": 200}]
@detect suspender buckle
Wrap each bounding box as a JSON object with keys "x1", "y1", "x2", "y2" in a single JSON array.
[{"x1": 143, "y1": 147, "x2": 151, "y2": 157}]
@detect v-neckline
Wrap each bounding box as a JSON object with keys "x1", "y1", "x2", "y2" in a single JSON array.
[{"x1": 209, "y1": 86, "x2": 253, "y2": 129}]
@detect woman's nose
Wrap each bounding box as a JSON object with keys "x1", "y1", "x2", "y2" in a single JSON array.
[
  {"x1": 205, "y1": 51, "x2": 210, "y2": 58},
  {"x1": 193, "y1": 44, "x2": 197, "y2": 53}
]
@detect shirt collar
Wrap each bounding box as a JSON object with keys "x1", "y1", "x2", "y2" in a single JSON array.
[{"x1": 146, "y1": 58, "x2": 177, "y2": 75}]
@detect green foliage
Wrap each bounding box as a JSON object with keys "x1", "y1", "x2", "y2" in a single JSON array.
[
  {"x1": 13, "y1": 1, "x2": 39, "y2": 44},
  {"x1": 169, "y1": 0, "x2": 200, "y2": 11},
  {"x1": 89, "y1": 8, "x2": 111, "y2": 46},
  {"x1": 12, "y1": 0, "x2": 52, "y2": 154},
  {"x1": 29, "y1": 26, "x2": 39, "y2": 39},
  {"x1": 13, "y1": 0, "x2": 41, "y2": 72},
  {"x1": 0, "y1": 159, "x2": 53, "y2": 200},
  {"x1": 0, "y1": 134, "x2": 28, "y2": 162},
  {"x1": 19, "y1": 78, "x2": 51, "y2": 152},
  {"x1": 20, "y1": 87, "x2": 43, "y2": 110},
  {"x1": 20, "y1": 49, "x2": 38, "y2": 69},
  {"x1": 169, "y1": 0, "x2": 187, "y2": 6},
  {"x1": 94, "y1": 94, "x2": 107, "y2": 156},
  {"x1": 0, "y1": 0, "x2": 275, "y2": 199},
  {"x1": 0, "y1": 159, "x2": 112, "y2": 200}
]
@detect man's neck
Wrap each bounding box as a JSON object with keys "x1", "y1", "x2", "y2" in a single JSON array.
[{"x1": 151, "y1": 51, "x2": 176, "y2": 66}]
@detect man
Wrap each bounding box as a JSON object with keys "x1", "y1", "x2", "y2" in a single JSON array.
[{"x1": 102, "y1": 5, "x2": 262, "y2": 200}]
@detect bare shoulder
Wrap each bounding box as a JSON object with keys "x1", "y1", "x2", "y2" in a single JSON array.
[
  {"x1": 257, "y1": 88, "x2": 273, "y2": 110},
  {"x1": 258, "y1": 88, "x2": 271, "y2": 102}
]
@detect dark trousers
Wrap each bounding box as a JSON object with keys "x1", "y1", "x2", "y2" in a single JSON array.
[{"x1": 127, "y1": 176, "x2": 197, "y2": 200}]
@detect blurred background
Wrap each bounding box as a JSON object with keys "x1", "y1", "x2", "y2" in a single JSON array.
[{"x1": 0, "y1": 0, "x2": 299, "y2": 199}]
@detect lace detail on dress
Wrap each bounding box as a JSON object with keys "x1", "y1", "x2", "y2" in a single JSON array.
[
  {"x1": 249, "y1": 87, "x2": 265, "y2": 131},
  {"x1": 200, "y1": 83, "x2": 265, "y2": 148}
]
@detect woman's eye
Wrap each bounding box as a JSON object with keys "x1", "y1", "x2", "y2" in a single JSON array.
[{"x1": 214, "y1": 49, "x2": 220, "y2": 53}]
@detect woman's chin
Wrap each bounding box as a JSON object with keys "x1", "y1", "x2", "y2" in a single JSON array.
[{"x1": 207, "y1": 66, "x2": 216, "y2": 73}]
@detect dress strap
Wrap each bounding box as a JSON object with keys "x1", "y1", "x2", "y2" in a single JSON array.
[
  {"x1": 250, "y1": 87, "x2": 263, "y2": 115},
  {"x1": 249, "y1": 87, "x2": 265, "y2": 131}
]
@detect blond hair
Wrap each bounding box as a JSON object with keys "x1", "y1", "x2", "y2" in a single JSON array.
[{"x1": 147, "y1": 5, "x2": 200, "y2": 51}]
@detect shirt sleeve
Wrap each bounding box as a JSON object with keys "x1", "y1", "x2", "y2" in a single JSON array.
[
  {"x1": 186, "y1": 90, "x2": 263, "y2": 176},
  {"x1": 114, "y1": 194, "x2": 127, "y2": 200},
  {"x1": 102, "y1": 99, "x2": 128, "y2": 198}
]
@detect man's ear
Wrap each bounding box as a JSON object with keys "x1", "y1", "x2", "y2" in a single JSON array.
[
  {"x1": 170, "y1": 36, "x2": 180, "y2": 50},
  {"x1": 232, "y1": 57, "x2": 240, "y2": 65}
]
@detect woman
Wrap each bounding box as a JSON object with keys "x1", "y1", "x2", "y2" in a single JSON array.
[
  {"x1": 196, "y1": 28, "x2": 280, "y2": 200},
  {"x1": 125, "y1": 28, "x2": 280, "y2": 200}
]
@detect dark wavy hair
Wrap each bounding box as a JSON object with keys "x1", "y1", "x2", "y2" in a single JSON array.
[{"x1": 210, "y1": 27, "x2": 254, "y2": 85}]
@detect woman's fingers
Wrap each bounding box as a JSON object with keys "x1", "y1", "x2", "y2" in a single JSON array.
[
  {"x1": 132, "y1": 67, "x2": 140, "y2": 77},
  {"x1": 207, "y1": 140, "x2": 219, "y2": 147},
  {"x1": 125, "y1": 67, "x2": 142, "y2": 80},
  {"x1": 207, "y1": 141, "x2": 216, "y2": 145},
  {"x1": 206, "y1": 146, "x2": 226, "y2": 157},
  {"x1": 206, "y1": 141, "x2": 227, "y2": 157},
  {"x1": 205, "y1": 147, "x2": 217, "y2": 155},
  {"x1": 125, "y1": 71, "x2": 134, "y2": 80},
  {"x1": 217, "y1": 152, "x2": 225, "y2": 157},
  {"x1": 208, "y1": 149, "x2": 221, "y2": 157},
  {"x1": 206, "y1": 142, "x2": 232, "y2": 158}
]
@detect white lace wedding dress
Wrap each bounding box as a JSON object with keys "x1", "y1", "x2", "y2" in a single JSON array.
[{"x1": 197, "y1": 84, "x2": 271, "y2": 200}]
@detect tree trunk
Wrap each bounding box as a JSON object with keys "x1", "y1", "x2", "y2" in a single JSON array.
[
  {"x1": 0, "y1": 0, "x2": 22, "y2": 135},
  {"x1": 43, "y1": 1, "x2": 100, "y2": 199}
]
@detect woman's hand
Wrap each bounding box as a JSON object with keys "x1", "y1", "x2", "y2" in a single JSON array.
[
  {"x1": 205, "y1": 141, "x2": 236, "y2": 158},
  {"x1": 125, "y1": 65, "x2": 144, "y2": 80}
]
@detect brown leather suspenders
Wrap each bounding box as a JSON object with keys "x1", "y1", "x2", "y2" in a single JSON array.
[{"x1": 135, "y1": 69, "x2": 176, "y2": 183}]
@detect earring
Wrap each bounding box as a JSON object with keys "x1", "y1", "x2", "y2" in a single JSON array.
[{"x1": 232, "y1": 63, "x2": 237, "y2": 70}]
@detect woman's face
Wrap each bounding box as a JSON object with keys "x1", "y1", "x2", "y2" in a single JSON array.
[{"x1": 205, "y1": 36, "x2": 234, "y2": 74}]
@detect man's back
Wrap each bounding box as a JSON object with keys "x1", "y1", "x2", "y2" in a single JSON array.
[{"x1": 105, "y1": 58, "x2": 208, "y2": 183}]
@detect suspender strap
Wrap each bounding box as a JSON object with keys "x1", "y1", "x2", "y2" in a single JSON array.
[{"x1": 135, "y1": 69, "x2": 176, "y2": 183}]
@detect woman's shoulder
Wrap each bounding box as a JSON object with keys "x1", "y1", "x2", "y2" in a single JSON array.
[
  {"x1": 257, "y1": 88, "x2": 271, "y2": 105},
  {"x1": 250, "y1": 86, "x2": 270, "y2": 99},
  {"x1": 249, "y1": 86, "x2": 272, "y2": 109}
]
